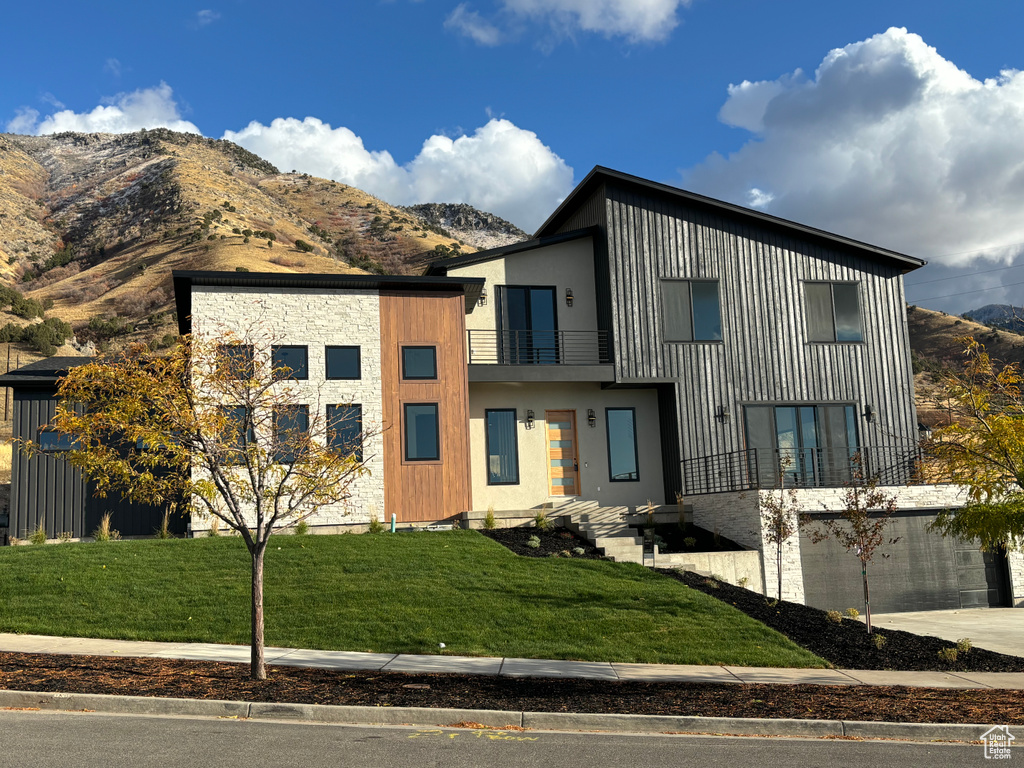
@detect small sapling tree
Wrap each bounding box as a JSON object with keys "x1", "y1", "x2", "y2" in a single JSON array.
[
  {"x1": 802, "y1": 458, "x2": 900, "y2": 633},
  {"x1": 758, "y1": 456, "x2": 801, "y2": 601}
]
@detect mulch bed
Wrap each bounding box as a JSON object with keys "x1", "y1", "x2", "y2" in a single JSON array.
[
  {"x1": 666, "y1": 570, "x2": 1024, "y2": 673},
  {"x1": 478, "y1": 526, "x2": 604, "y2": 559},
  {"x1": 1, "y1": 651, "x2": 1022, "y2": 725}
]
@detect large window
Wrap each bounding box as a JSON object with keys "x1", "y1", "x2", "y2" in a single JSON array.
[
  {"x1": 404, "y1": 403, "x2": 440, "y2": 461},
  {"x1": 805, "y1": 282, "x2": 862, "y2": 342},
  {"x1": 402, "y1": 346, "x2": 437, "y2": 380},
  {"x1": 273, "y1": 405, "x2": 309, "y2": 463},
  {"x1": 661, "y1": 280, "x2": 722, "y2": 342},
  {"x1": 744, "y1": 404, "x2": 859, "y2": 486},
  {"x1": 485, "y1": 409, "x2": 519, "y2": 485},
  {"x1": 272, "y1": 345, "x2": 309, "y2": 380},
  {"x1": 327, "y1": 404, "x2": 362, "y2": 462},
  {"x1": 218, "y1": 344, "x2": 254, "y2": 380},
  {"x1": 326, "y1": 346, "x2": 361, "y2": 380},
  {"x1": 497, "y1": 285, "x2": 558, "y2": 364},
  {"x1": 606, "y1": 408, "x2": 639, "y2": 481}
]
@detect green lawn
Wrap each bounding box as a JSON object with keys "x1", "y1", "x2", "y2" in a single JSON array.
[{"x1": 0, "y1": 531, "x2": 825, "y2": 668}]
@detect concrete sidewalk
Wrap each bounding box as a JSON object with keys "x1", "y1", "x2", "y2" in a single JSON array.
[{"x1": 3, "y1": 632, "x2": 1024, "y2": 690}]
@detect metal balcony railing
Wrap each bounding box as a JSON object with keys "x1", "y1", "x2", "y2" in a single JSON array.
[
  {"x1": 681, "y1": 444, "x2": 924, "y2": 495},
  {"x1": 467, "y1": 330, "x2": 610, "y2": 366}
]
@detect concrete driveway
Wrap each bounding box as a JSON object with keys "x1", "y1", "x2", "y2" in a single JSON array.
[{"x1": 869, "y1": 608, "x2": 1023, "y2": 658}]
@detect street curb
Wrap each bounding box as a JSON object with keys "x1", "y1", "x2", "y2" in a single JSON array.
[{"x1": 0, "y1": 689, "x2": 992, "y2": 742}]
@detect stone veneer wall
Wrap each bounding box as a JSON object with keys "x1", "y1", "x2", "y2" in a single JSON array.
[
  {"x1": 188, "y1": 286, "x2": 385, "y2": 530},
  {"x1": 688, "y1": 484, "x2": 1024, "y2": 608}
]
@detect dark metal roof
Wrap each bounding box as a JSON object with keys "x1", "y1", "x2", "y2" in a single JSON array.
[
  {"x1": 424, "y1": 227, "x2": 599, "y2": 276},
  {"x1": 534, "y1": 166, "x2": 926, "y2": 273},
  {"x1": 0, "y1": 356, "x2": 93, "y2": 386},
  {"x1": 172, "y1": 271, "x2": 486, "y2": 334}
]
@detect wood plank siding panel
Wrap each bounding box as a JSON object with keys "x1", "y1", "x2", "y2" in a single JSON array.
[
  {"x1": 601, "y1": 183, "x2": 918, "y2": 472},
  {"x1": 380, "y1": 291, "x2": 472, "y2": 523}
]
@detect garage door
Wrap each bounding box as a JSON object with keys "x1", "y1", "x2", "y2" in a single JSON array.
[{"x1": 800, "y1": 509, "x2": 1010, "y2": 614}]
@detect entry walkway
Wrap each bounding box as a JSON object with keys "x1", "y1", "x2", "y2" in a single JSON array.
[
  {"x1": 2, "y1": 633, "x2": 1023, "y2": 690},
  {"x1": 869, "y1": 608, "x2": 1023, "y2": 658}
]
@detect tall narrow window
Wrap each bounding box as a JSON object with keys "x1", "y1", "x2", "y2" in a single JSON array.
[
  {"x1": 218, "y1": 344, "x2": 254, "y2": 380},
  {"x1": 804, "y1": 282, "x2": 862, "y2": 342},
  {"x1": 661, "y1": 280, "x2": 722, "y2": 342},
  {"x1": 327, "y1": 404, "x2": 363, "y2": 462},
  {"x1": 273, "y1": 405, "x2": 309, "y2": 463},
  {"x1": 272, "y1": 345, "x2": 309, "y2": 380},
  {"x1": 606, "y1": 408, "x2": 639, "y2": 481},
  {"x1": 404, "y1": 403, "x2": 440, "y2": 461},
  {"x1": 326, "y1": 346, "x2": 361, "y2": 379},
  {"x1": 485, "y1": 409, "x2": 519, "y2": 485},
  {"x1": 222, "y1": 406, "x2": 255, "y2": 458}
]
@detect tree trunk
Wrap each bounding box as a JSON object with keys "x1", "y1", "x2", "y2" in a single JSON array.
[
  {"x1": 777, "y1": 543, "x2": 783, "y2": 602},
  {"x1": 250, "y1": 545, "x2": 267, "y2": 680},
  {"x1": 861, "y1": 557, "x2": 872, "y2": 635}
]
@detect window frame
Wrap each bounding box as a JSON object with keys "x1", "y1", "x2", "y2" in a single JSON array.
[
  {"x1": 605, "y1": 407, "x2": 640, "y2": 482},
  {"x1": 401, "y1": 346, "x2": 438, "y2": 381},
  {"x1": 403, "y1": 402, "x2": 441, "y2": 463},
  {"x1": 327, "y1": 403, "x2": 363, "y2": 462},
  {"x1": 37, "y1": 427, "x2": 78, "y2": 452},
  {"x1": 660, "y1": 278, "x2": 722, "y2": 343},
  {"x1": 221, "y1": 405, "x2": 255, "y2": 460},
  {"x1": 484, "y1": 408, "x2": 520, "y2": 485},
  {"x1": 218, "y1": 343, "x2": 254, "y2": 380},
  {"x1": 325, "y1": 345, "x2": 362, "y2": 380},
  {"x1": 272, "y1": 405, "x2": 310, "y2": 464},
  {"x1": 271, "y1": 345, "x2": 309, "y2": 381},
  {"x1": 803, "y1": 281, "x2": 863, "y2": 344}
]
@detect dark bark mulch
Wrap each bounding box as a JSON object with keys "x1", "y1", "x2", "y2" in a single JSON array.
[
  {"x1": 479, "y1": 526, "x2": 604, "y2": 559},
  {"x1": 636, "y1": 523, "x2": 744, "y2": 554},
  {"x1": 1, "y1": 651, "x2": 1022, "y2": 725},
  {"x1": 667, "y1": 570, "x2": 1024, "y2": 672}
]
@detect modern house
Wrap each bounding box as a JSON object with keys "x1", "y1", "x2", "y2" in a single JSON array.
[{"x1": 4, "y1": 166, "x2": 1021, "y2": 612}]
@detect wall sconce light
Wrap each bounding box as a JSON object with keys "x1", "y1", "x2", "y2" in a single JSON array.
[
  {"x1": 477, "y1": 287, "x2": 487, "y2": 307},
  {"x1": 863, "y1": 404, "x2": 874, "y2": 423},
  {"x1": 917, "y1": 421, "x2": 933, "y2": 441},
  {"x1": 715, "y1": 405, "x2": 729, "y2": 424},
  {"x1": 565, "y1": 288, "x2": 574, "y2": 307},
  {"x1": 588, "y1": 409, "x2": 596, "y2": 428},
  {"x1": 525, "y1": 410, "x2": 535, "y2": 429}
]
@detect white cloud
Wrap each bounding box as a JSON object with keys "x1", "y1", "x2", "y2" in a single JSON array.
[
  {"x1": 684, "y1": 27, "x2": 1024, "y2": 276},
  {"x1": 502, "y1": 0, "x2": 687, "y2": 42},
  {"x1": 196, "y1": 9, "x2": 221, "y2": 26},
  {"x1": 104, "y1": 58, "x2": 122, "y2": 77},
  {"x1": 445, "y1": 3, "x2": 502, "y2": 45},
  {"x1": 5, "y1": 83, "x2": 200, "y2": 135},
  {"x1": 223, "y1": 116, "x2": 572, "y2": 229}
]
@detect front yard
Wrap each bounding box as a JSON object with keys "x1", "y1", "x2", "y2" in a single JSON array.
[{"x1": 0, "y1": 530, "x2": 824, "y2": 668}]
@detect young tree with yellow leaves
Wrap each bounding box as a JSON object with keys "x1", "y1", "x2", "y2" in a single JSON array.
[{"x1": 43, "y1": 327, "x2": 372, "y2": 680}]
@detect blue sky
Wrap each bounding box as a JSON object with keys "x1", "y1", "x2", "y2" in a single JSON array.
[{"x1": 3, "y1": 1, "x2": 1024, "y2": 313}]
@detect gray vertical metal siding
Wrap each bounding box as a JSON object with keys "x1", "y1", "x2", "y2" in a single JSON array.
[
  {"x1": 11, "y1": 388, "x2": 86, "y2": 539},
  {"x1": 601, "y1": 183, "x2": 918, "y2": 478}
]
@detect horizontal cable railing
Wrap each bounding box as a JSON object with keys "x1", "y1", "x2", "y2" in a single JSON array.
[
  {"x1": 682, "y1": 444, "x2": 924, "y2": 495},
  {"x1": 467, "y1": 330, "x2": 610, "y2": 365}
]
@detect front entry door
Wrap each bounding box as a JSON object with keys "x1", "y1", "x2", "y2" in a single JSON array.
[{"x1": 546, "y1": 410, "x2": 579, "y2": 496}]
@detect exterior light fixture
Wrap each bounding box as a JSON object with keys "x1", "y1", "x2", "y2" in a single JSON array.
[
  {"x1": 715, "y1": 405, "x2": 729, "y2": 424},
  {"x1": 917, "y1": 421, "x2": 932, "y2": 440},
  {"x1": 478, "y1": 287, "x2": 487, "y2": 307},
  {"x1": 588, "y1": 408, "x2": 596, "y2": 427},
  {"x1": 525, "y1": 410, "x2": 535, "y2": 429},
  {"x1": 565, "y1": 288, "x2": 574, "y2": 307},
  {"x1": 863, "y1": 404, "x2": 874, "y2": 422}
]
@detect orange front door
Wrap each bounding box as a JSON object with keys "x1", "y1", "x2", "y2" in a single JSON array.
[{"x1": 545, "y1": 410, "x2": 579, "y2": 496}]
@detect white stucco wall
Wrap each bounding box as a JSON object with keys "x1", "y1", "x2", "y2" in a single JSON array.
[{"x1": 188, "y1": 286, "x2": 385, "y2": 529}]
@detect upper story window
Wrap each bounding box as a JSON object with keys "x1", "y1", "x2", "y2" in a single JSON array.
[
  {"x1": 402, "y1": 346, "x2": 437, "y2": 380},
  {"x1": 273, "y1": 405, "x2": 309, "y2": 464},
  {"x1": 326, "y1": 346, "x2": 361, "y2": 380},
  {"x1": 218, "y1": 344, "x2": 254, "y2": 380},
  {"x1": 272, "y1": 345, "x2": 309, "y2": 380},
  {"x1": 805, "y1": 283, "x2": 862, "y2": 342},
  {"x1": 661, "y1": 280, "x2": 722, "y2": 342}
]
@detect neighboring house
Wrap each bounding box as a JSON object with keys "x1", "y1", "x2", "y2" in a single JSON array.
[{"x1": 0, "y1": 357, "x2": 185, "y2": 541}]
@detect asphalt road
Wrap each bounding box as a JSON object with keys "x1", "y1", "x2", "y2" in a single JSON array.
[{"x1": 0, "y1": 710, "x2": 994, "y2": 767}]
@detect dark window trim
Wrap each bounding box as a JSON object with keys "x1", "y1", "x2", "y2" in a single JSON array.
[
  {"x1": 327, "y1": 403, "x2": 363, "y2": 462},
  {"x1": 802, "y1": 280, "x2": 863, "y2": 344},
  {"x1": 325, "y1": 345, "x2": 362, "y2": 380},
  {"x1": 660, "y1": 278, "x2": 722, "y2": 344},
  {"x1": 605, "y1": 407, "x2": 640, "y2": 482},
  {"x1": 485, "y1": 408, "x2": 519, "y2": 486},
  {"x1": 273, "y1": 404, "x2": 310, "y2": 464},
  {"x1": 401, "y1": 346, "x2": 438, "y2": 381},
  {"x1": 272, "y1": 344, "x2": 310, "y2": 381},
  {"x1": 496, "y1": 284, "x2": 560, "y2": 333},
  {"x1": 222, "y1": 405, "x2": 255, "y2": 463},
  {"x1": 741, "y1": 402, "x2": 862, "y2": 450},
  {"x1": 218, "y1": 343, "x2": 255, "y2": 380},
  {"x1": 403, "y1": 402, "x2": 441, "y2": 463}
]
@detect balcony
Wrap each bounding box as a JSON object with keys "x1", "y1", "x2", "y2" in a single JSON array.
[
  {"x1": 681, "y1": 444, "x2": 923, "y2": 495},
  {"x1": 467, "y1": 330, "x2": 613, "y2": 383}
]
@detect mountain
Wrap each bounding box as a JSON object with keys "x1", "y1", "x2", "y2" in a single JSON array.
[
  {"x1": 961, "y1": 303, "x2": 1024, "y2": 333},
  {"x1": 0, "y1": 129, "x2": 525, "y2": 359}
]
